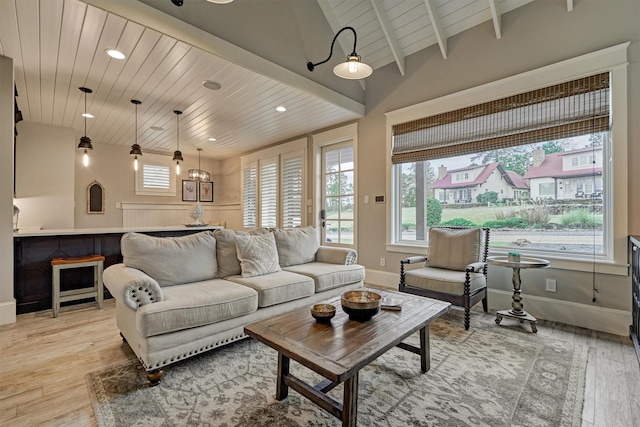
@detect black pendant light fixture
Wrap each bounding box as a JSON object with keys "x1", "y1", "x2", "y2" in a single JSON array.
[
  {"x1": 172, "y1": 110, "x2": 183, "y2": 175},
  {"x1": 307, "y1": 26, "x2": 372, "y2": 80},
  {"x1": 78, "y1": 87, "x2": 93, "y2": 167},
  {"x1": 130, "y1": 100, "x2": 142, "y2": 171}
]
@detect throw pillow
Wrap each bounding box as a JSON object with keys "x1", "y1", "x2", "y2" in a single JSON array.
[
  {"x1": 214, "y1": 228, "x2": 270, "y2": 277},
  {"x1": 274, "y1": 225, "x2": 320, "y2": 267},
  {"x1": 428, "y1": 227, "x2": 481, "y2": 271},
  {"x1": 234, "y1": 233, "x2": 281, "y2": 278},
  {"x1": 121, "y1": 231, "x2": 218, "y2": 286}
]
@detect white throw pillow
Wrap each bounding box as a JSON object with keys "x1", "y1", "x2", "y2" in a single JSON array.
[
  {"x1": 428, "y1": 227, "x2": 481, "y2": 271},
  {"x1": 214, "y1": 228, "x2": 270, "y2": 277},
  {"x1": 274, "y1": 225, "x2": 319, "y2": 267},
  {"x1": 121, "y1": 231, "x2": 218, "y2": 286},
  {"x1": 234, "y1": 233, "x2": 282, "y2": 278}
]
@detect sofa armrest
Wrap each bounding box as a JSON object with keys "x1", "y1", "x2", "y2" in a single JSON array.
[
  {"x1": 315, "y1": 246, "x2": 358, "y2": 265},
  {"x1": 103, "y1": 263, "x2": 163, "y2": 310}
]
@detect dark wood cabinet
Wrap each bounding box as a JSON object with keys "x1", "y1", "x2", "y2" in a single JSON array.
[
  {"x1": 14, "y1": 228, "x2": 214, "y2": 314},
  {"x1": 630, "y1": 236, "x2": 640, "y2": 364}
]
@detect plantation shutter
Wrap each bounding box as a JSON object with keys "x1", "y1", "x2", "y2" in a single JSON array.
[
  {"x1": 281, "y1": 152, "x2": 303, "y2": 228},
  {"x1": 242, "y1": 164, "x2": 257, "y2": 228},
  {"x1": 392, "y1": 72, "x2": 610, "y2": 164},
  {"x1": 142, "y1": 164, "x2": 170, "y2": 189},
  {"x1": 260, "y1": 158, "x2": 278, "y2": 228}
]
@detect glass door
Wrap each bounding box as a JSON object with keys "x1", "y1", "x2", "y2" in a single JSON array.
[{"x1": 321, "y1": 143, "x2": 355, "y2": 247}]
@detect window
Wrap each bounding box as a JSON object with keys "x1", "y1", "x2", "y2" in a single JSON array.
[
  {"x1": 386, "y1": 43, "x2": 629, "y2": 271},
  {"x1": 241, "y1": 139, "x2": 305, "y2": 229},
  {"x1": 135, "y1": 153, "x2": 177, "y2": 196}
]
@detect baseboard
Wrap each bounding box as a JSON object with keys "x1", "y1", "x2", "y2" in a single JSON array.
[
  {"x1": 365, "y1": 268, "x2": 631, "y2": 336},
  {"x1": 0, "y1": 299, "x2": 16, "y2": 325}
]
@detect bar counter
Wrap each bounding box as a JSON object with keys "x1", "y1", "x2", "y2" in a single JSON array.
[{"x1": 14, "y1": 225, "x2": 222, "y2": 314}]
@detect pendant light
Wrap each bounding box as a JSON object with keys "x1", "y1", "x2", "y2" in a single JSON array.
[
  {"x1": 130, "y1": 100, "x2": 142, "y2": 171},
  {"x1": 172, "y1": 110, "x2": 183, "y2": 175},
  {"x1": 78, "y1": 87, "x2": 93, "y2": 167},
  {"x1": 188, "y1": 148, "x2": 211, "y2": 182}
]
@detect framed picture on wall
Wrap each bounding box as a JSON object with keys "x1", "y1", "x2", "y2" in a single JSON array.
[
  {"x1": 182, "y1": 180, "x2": 197, "y2": 202},
  {"x1": 199, "y1": 181, "x2": 214, "y2": 202}
]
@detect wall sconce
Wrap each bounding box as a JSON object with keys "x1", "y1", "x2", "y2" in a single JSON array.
[
  {"x1": 172, "y1": 110, "x2": 183, "y2": 175},
  {"x1": 78, "y1": 87, "x2": 93, "y2": 167},
  {"x1": 130, "y1": 99, "x2": 142, "y2": 171},
  {"x1": 307, "y1": 26, "x2": 372, "y2": 80}
]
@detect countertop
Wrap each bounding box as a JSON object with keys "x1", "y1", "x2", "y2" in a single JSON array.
[{"x1": 13, "y1": 225, "x2": 223, "y2": 238}]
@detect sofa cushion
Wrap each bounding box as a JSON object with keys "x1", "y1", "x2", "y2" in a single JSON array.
[
  {"x1": 136, "y1": 279, "x2": 258, "y2": 337},
  {"x1": 234, "y1": 233, "x2": 282, "y2": 278},
  {"x1": 428, "y1": 227, "x2": 481, "y2": 271},
  {"x1": 121, "y1": 231, "x2": 218, "y2": 287},
  {"x1": 274, "y1": 226, "x2": 320, "y2": 267},
  {"x1": 404, "y1": 266, "x2": 486, "y2": 296},
  {"x1": 214, "y1": 228, "x2": 270, "y2": 278},
  {"x1": 283, "y1": 262, "x2": 365, "y2": 292},
  {"x1": 226, "y1": 271, "x2": 314, "y2": 307}
]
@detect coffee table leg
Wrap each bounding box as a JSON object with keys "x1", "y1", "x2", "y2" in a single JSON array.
[
  {"x1": 342, "y1": 373, "x2": 358, "y2": 427},
  {"x1": 420, "y1": 326, "x2": 430, "y2": 373},
  {"x1": 276, "y1": 352, "x2": 290, "y2": 400}
]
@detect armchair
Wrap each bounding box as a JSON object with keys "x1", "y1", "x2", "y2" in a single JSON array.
[{"x1": 399, "y1": 226, "x2": 490, "y2": 330}]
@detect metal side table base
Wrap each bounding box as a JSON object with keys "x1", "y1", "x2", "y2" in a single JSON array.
[{"x1": 495, "y1": 309, "x2": 538, "y2": 333}]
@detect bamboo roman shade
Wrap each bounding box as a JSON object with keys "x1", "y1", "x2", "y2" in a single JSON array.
[{"x1": 391, "y1": 72, "x2": 610, "y2": 164}]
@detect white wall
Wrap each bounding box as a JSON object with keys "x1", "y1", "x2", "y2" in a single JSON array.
[
  {"x1": 14, "y1": 121, "x2": 75, "y2": 230},
  {"x1": 0, "y1": 55, "x2": 16, "y2": 324}
]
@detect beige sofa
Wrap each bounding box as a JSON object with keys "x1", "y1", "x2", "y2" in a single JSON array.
[{"x1": 103, "y1": 226, "x2": 365, "y2": 384}]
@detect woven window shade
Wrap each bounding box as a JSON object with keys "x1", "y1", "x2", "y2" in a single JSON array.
[{"x1": 391, "y1": 72, "x2": 610, "y2": 164}]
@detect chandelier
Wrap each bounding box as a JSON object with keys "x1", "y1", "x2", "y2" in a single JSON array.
[{"x1": 188, "y1": 148, "x2": 210, "y2": 182}]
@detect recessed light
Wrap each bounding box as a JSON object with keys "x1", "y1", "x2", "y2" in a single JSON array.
[
  {"x1": 106, "y1": 49, "x2": 126, "y2": 60},
  {"x1": 207, "y1": 0, "x2": 234, "y2": 3},
  {"x1": 82, "y1": 113, "x2": 94, "y2": 118},
  {"x1": 202, "y1": 80, "x2": 222, "y2": 90},
  {"x1": 276, "y1": 106, "x2": 287, "y2": 112},
  {"x1": 150, "y1": 126, "x2": 164, "y2": 132},
  {"x1": 208, "y1": 137, "x2": 217, "y2": 142}
]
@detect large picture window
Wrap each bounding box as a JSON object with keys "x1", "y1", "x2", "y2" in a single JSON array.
[{"x1": 387, "y1": 43, "x2": 629, "y2": 270}]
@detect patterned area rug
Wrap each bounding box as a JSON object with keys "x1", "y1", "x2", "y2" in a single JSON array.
[{"x1": 87, "y1": 310, "x2": 587, "y2": 427}]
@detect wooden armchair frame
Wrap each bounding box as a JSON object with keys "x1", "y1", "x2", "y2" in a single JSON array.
[{"x1": 399, "y1": 226, "x2": 490, "y2": 330}]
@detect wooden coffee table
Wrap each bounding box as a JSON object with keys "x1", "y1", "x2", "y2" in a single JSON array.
[{"x1": 244, "y1": 289, "x2": 450, "y2": 427}]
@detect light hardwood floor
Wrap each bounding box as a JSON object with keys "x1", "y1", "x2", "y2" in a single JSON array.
[{"x1": 1, "y1": 300, "x2": 638, "y2": 427}]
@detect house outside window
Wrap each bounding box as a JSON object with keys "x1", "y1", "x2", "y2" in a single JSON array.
[{"x1": 386, "y1": 44, "x2": 629, "y2": 269}]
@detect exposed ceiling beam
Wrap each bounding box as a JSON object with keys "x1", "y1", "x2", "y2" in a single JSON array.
[
  {"x1": 316, "y1": 0, "x2": 366, "y2": 90},
  {"x1": 84, "y1": 0, "x2": 365, "y2": 115},
  {"x1": 489, "y1": 0, "x2": 502, "y2": 40},
  {"x1": 369, "y1": 0, "x2": 405, "y2": 76},
  {"x1": 424, "y1": 0, "x2": 447, "y2": 59},
  {"x1": 567, "y1": 0, "x2": 574, "y2": 12}
]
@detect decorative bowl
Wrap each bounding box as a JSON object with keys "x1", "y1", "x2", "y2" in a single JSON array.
[
  {"x1": 311, "y1": 303, "x2": 336, "y2": 322},
  {"x1": 341, "y1": 290, "x2": 382, "y2": 320}
]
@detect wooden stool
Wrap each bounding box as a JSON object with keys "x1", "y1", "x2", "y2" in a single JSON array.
[{"x1": 51, "y1": 255, "x2": 105, "y2": 318}]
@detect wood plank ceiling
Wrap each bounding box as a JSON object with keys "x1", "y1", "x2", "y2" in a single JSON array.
[{"x1": 0, "y1": 0, "x2": 572, "y2": 161}]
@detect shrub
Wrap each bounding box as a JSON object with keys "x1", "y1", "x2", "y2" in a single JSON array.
[
  {"x1": 560, "y1": 209, "x2": 602, "y2": 228},
  {"x1": 477, "y1": 191, "x2": 498, "y2": 205},
  {"x1": 519, "y1": 206, "x2": 550, "y2": 226},
  {"x1": 482, "y1": 218, "x2": 528, "y2": 229},
  {"x1": 440, "y1": 218, "x2": 477, "y2": 227},
  {"x1": 426, "y1": 198, "x2": 442, "y2": 226}
]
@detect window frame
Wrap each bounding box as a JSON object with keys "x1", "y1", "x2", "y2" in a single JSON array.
[
  {"x1": 134, "y1": 153, "x2": 177, "y2": 196},
  {"x1": 385, "y1": 43, "x2": 629, "y2": 275}
]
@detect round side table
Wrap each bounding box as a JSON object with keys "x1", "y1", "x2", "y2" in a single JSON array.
[{"x1": 487, "y1": 256, "x2": 550, "y2": 333}]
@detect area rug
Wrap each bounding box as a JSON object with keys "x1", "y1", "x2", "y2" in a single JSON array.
[{"x1": 87, "y1": 310, "x2": 587, "y2": 427}]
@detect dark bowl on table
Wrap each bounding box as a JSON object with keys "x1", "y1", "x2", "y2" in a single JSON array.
[
  {"x1": 311, "y1": 303, "x2": 336, "y2": 322},
  {"x1": 341, "y1": 290, "x2": 382, "y2": 320}
]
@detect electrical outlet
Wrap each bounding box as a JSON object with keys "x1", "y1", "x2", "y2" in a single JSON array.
[
  {"x1": 545, "y1": 278, "x2": 557, "y2": 293},
  {"x1": 380, "y1": 257, "x2": 386, "y2": 267}
]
